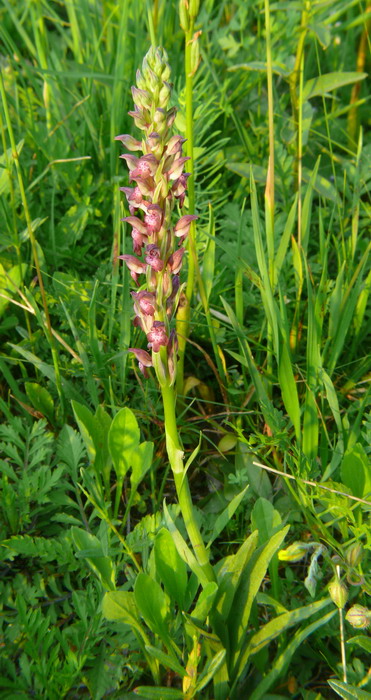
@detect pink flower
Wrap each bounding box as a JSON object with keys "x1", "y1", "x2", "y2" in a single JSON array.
[
  {"x1": 166, "y1": 156, "x2": 190, "y2": 181},
  {"x1": 172, "y1": 173, "x2": 190, "y2": 207},
  {"x1": 115, "y1": 134, "x2": 142, "y2": 151},
  {"x1": 119, "y1": 153, "x2": 139, "y2": 171},
  {"x1": 166, "y1": 134, "x2": 186, "y2": 155},
  {"x1": 144, "y1": 204, "x2": 163, "y2": 235},
  {"x1": 131, "y1": 154, "x2": 158, "y2": 180},
  {"x1": 121, "y1": 216, "x2": 148, "y2": 235},
  {"x1": 147, "y1": 321, "x2": 169, "y2": 352},
  {"x1": 120, "y1": 186, "x2": 144, "y2": 206},
  {"x1": 131, "y1": 229, "x2": 147, "y2": 255},
  {"x1": 119, "y1": 254, "x2": 147, "y2": 283},
  {"x1": 145, "y1": 244, "x2": 164, "y2": 271},
  {"x1": 174, "y1": 214, "x2": 198, "y2": 243},
  {"x1": 167, "y1": 247, "x2": 185, "y2": 274},
  {"x1": 131, "y1": 290, "x2": 156, "y2": 316},
  {"x1": 128, "y1": 347, "x2": 152, "y2": 377}
]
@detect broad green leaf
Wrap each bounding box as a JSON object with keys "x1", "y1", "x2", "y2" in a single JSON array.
[
  {"x1": 191, "y1": 582, "x2": 218, "y2": 622},
  {"x1": 102, "y1": 591, "x2": 153, "y2": 652},
  {"x1": 71, "y1": 400, "x2": 96, "y2": 463},
  {"x1": 108, "y1": 407, "x2": 140, "y2": 480},
  {"x1": 231, "y1": 526, "x2": 290, "y2": 664},
  {"x1": 93, "y1": 405, "x2": 112, "y2": 486},
  {"x1": 0, "y1": 140, "x2": 24, "y2": 196},
  {"x1": 25, "y1": 382, "x2": 54, "y2": 423},
  {"x1": 102, "y1": 590, "x2": 139, "y2": 625},
  {"x1": 302, "y1": 166, "x2": 339, "y2": 203},
  {"x1": 248, "y1": 609, "x2": 336, "y2": 699},
  {"x1": 229, "y1": 61, "x2": 290, "y2": 77},
  {"x1": 131, "y1": 441, "x2": 154, "y2": 489},
  {"x1": 251, "y1": 498, "x2": 282, "y2": 547},
  {"x1": 235, "y1": 443, "x2": 273, "y2": 500},
  {"x1": 347, "y1": 635, "x2": 371, "y2": 653},
  {"x1": 0, "y1": 263, "x2": 28, "y2": 316},
  {"x1": 145, "y1": 645, "x2": 186, "y2": 678},
  {"x1": 308, "y1": 23, "x2": 331, "y2": 49},
  {"x1": 226, "y1": 161, "x2": 267, "y2": 183},
  {"x1": 163, "y1": 501, "x2": 210, "y2": 588},
  {"x1": 341, "y1": 443, "x2": 371, "y2": 499},
  {"x1": 207, "y1": 484, "x2": 249, "y2": 548},
  {"x1": 134, "y1": 688, "x2": 183, "y2": 699},
  {"x1": 71, "y1": 527, "x2": 115, "y2": 591},
  {"x1": 134, "y1": 573, "x2": 171, "y2": 644},
  {"x1": 214, "y1": 530, "x2": 259, "y2": 623},
  {"x1": 154, "y1": 528, "x2": 188, "y2": 609},
  {"x1": 195, "y1": 649, "x2": 227, "y2": 693},
  {"x1": 302, "y1": 72, "x2": 367, "y2": 101},
  {"x1": 237, "y1": 597, "x2": 331, "y2": 673},
  {"x1": 328, "y1": 680, "x2": 371, "y2": 700}
]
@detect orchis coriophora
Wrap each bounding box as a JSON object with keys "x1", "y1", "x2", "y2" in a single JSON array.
[
  {"x1": 117, "y1": 47, "x2": 194, "y2": 387},
  {"x1": 117, "y1": 47, "x2": 214, "y2": 583}
]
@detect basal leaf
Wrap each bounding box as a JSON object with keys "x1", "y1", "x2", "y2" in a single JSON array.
[{"x1": 108, "y1": 407, "x2": 140, "y2": 480}]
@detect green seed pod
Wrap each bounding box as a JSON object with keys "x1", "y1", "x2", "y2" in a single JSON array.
[
  {"x1": 190, "y1": 33, "x2": 200, "y2": 76},
  {"x1": 179, "y1": 0, "x2": 189, "y2": 31},
  {"x1": 345, "y1": 605, "x2": 371, "y2": 629},
  {"x1": 328, "y1": 580, "x2": 348, "y2": 609},
  {"x1": 345, "y1": 542, "x2": 363, "y2": 568},
  {"x1": 278, "y1": 541, "x2": 310, "y2": 563},
  {"x1": 189, "y1": 0, "x2": 200, "y2": 18}
]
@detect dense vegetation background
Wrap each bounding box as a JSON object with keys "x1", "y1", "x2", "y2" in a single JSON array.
[{"x1": 0, "y1": 0, "x2": 370, "y2": 698}]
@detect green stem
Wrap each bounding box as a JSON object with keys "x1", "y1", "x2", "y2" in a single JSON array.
[
  {"x1": 177, "y1": 19, "x2": 196, "y2": 394},
  {"x1": 159, "y1": 374, "x2": 215, "y2": 583}
]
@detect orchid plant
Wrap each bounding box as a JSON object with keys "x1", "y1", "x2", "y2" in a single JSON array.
[{"x1": 116, "y1": 46, "x2": 214, "y2": 583}]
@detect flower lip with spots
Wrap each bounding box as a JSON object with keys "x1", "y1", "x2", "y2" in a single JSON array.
[
  {"x1": 145, "y1": 244, "x2": 164, "y2": 271},
  {"x1": 147, "y1": 321, "x2": 169, "y2": 352}
]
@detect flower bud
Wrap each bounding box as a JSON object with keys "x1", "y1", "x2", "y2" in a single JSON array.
[
  {"x1": 278, "y1": 542, "x2": 310, "y2": 563},
  {"x1": 189, "y1": 0, "x2": 199, "y2": 17},
  {"x1": 136, "y1": 69, "x2": 146, "y2": 90},
  {"x1": 345, "y1": 605, "x2": 371, "y2": 629},
  {"x1": 345, "y1": 543, "x2": 363, "y2": 568},
  {"x1": 128, "y1": 106, "x2": 149, "y2": 131},
  {"x1": 179, "y1": 0, "x2": 189, "y2": 31},
  {"x1": 328, "y1": 580, "x2": 348, "y2": 609},
  {"x1": 159, "y1": 82, "x2": 172, "y2": 109},
  {"x1": 132, "y1": 86, "x2": 152, "y2": 111},
  {"x1": 190, "y1": 32, "x2": 201, "y2": 76}
]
